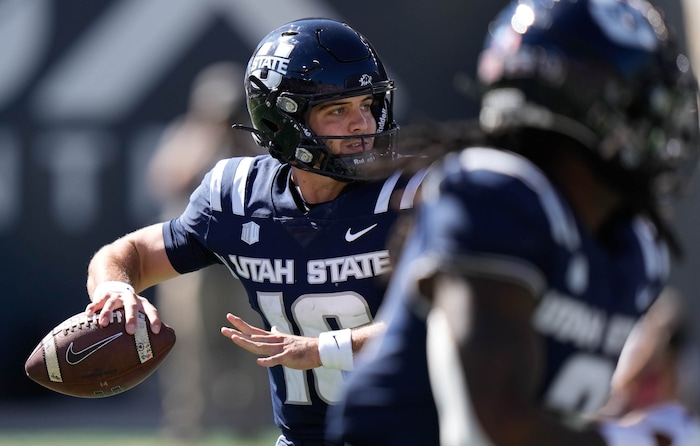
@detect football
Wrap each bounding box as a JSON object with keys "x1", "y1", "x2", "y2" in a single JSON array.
[{"x1": 25, "y1": 309, "x2": 176, "y2": 398}]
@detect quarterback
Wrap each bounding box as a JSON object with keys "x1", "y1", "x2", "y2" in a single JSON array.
[{"x1": 84, "y1": 18, "x2": 424, "y2": 446}]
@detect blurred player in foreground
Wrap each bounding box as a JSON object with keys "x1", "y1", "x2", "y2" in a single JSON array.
[
  {"x1": 328, "y1": 0, "x2": 700, "y2": 445},
  {"x1": 84, "y1": 18, "x2": 425, "y2": 446}
]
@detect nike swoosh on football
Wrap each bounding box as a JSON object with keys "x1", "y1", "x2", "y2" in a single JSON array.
[
  {"x1": 65, "y1": 332, "x2": 123, "y2": 365},
  {"x1": 345, "y1": 224, "x2": 378, "y2": 242}
]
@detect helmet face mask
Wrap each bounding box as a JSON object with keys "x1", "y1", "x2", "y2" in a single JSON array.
[
  {"x1": 243, "y1": 18, "x2": 398, "y2": 182},
  {"x1": 477, "y1": 0, "x2": 700, "y2": 202}
]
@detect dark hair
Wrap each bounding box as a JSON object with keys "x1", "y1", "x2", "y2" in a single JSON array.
[{"x1": 487, "y1": 127, "x2": 683, "y2": 258}]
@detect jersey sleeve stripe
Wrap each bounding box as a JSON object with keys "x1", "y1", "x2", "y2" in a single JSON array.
[
  {"x1": 400, "y1": 168, "x2": 428, "y2": 210},
  {"x1": 231, "y1": 157, "x2": 254, "y2": 216},
  {"x1": 209, "y1": 159, "x2": 229, "y2": 212},
  {"x1": 444, "y1": 252, "x2": 546, "y2": 298},
  {"x1": 374, "y1": 171, "x2": 402, "y2": 214}
]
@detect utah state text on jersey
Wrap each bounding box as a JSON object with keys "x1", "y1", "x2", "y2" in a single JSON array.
[{"x1": 227, "y1": 250, "x2": 391, "y2": 284}]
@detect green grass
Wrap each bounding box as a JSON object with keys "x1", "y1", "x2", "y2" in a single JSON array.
[{"x1": 0, "y1": 428, "x2": 280, "y2": 446}]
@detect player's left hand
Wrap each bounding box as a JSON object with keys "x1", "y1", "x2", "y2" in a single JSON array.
[{"x1": 221, "y1": 313, "x2": 322, "y2": 370}]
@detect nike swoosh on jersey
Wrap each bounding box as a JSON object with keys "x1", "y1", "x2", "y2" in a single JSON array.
[
  {"x1": 65, "y1": 332, "x2": 123, "y2": 365},
  {"x1": 345, "y1": 224, "x2": 378, "y2": 242}
]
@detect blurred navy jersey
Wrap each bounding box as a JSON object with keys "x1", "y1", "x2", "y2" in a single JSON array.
[
  {"x1": 330, "y1": 147, "x2": 669, "y2": 444},
  {"x1": 162, "y1": 154, "x2": 424, "y2": 442}
]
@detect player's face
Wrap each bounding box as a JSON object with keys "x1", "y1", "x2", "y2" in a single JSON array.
[{"x1": 307, "y1": 94, "x2": 376, "y2": 156}]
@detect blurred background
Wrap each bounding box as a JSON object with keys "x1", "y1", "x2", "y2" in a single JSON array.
[{"x1": 1, "y1": 0, "x2": 698, "y2": 443}]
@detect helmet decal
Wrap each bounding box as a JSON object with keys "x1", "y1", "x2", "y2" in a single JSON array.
[
  {"x1": 249, "y1": 41, "x2": 295, "y2": 90},
  {"x1": 359, "y1": 74, "x2": 373, "y2": 86}
]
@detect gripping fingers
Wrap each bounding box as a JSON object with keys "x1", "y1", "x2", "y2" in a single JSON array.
[
  {"x1": 120, "y1": 296, "x2": 161, "y2": 335},
  {"x1": 87, "y1": 284, "x2": 161, "y2": 335},
  {"x1": 85, "y1": 300, "x2": 103, "y2": 317},
  {"x1": 140, "y1": 298, "x2": 161, "y2": 334},
  {"x1": 116, "y1": 299, "x2": 140, "y2": 334}
]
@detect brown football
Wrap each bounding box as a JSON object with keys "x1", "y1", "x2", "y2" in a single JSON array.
[{"x1": 24, "y1": 309, "x2": 176, "y2": 398}]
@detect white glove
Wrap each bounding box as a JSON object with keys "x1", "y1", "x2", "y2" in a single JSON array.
[{"x1": 599, "y1": 402, "x2": 700, "y2": 446}]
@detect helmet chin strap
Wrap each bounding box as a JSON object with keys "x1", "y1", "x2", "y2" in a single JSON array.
[{"x1": 288, "y1": 174, "x2": 316, "y2": 213}]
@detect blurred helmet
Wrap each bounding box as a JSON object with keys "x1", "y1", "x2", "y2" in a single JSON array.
[
  {"x1": 477, "y1": 0, "x2": 699, "y2": 199},
  {"x1": 243, "y1": 18, "x2": 398, "y2": 181}
]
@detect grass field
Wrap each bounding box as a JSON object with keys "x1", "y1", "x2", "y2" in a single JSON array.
[
  {"x1": 0, "y1": 428, "x2": 280, "y2": 446},
  {"x1": 2, "y1": 367, "x2": 282, "y2": 445}
]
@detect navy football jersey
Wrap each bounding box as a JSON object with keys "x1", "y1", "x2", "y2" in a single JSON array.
[
  {"x1": 162, "y1": 155, "x2": 425, "y2": 442},
  {"x1": 330, "y1": 147, "x2": 669, "y2": 444}
]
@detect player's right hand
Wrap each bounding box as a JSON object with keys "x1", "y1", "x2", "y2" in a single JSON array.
[{"x1": 86, "y1": 281, "x2": 161, "y2": 335}]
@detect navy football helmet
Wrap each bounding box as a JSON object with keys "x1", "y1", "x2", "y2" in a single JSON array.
[
  {"x1": 477, "y1": 0, "x2": 699, "y2": 200},
  {"x1": 241, "y1": 18, "x2": 398, "y2": 181}
]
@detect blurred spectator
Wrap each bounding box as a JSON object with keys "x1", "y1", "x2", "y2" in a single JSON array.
[{"x1": 146, "y1": 61, "x2": 269, "y2": 441}]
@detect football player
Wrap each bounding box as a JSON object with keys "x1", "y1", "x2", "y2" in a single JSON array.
[
  {"x1": 328, "y1": 0, "x2": 700, "y2": 445},
  {"x1": 84, "y1": 18, "x2": 425, "y2": 446}
]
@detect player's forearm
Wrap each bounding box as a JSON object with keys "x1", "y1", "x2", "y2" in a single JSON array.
[
  {"x1": 86, "y1": 239, "x2": 145, "y2": 299},
  {"x1": 317, "y1": 321, "x2": 386, "y2": 370},
  {"x1": 350, "y1": 321, "x2": 386, "y2": 352},
  {"x1": 86, "y1": 223, "x2": 176, "y2": 297}
]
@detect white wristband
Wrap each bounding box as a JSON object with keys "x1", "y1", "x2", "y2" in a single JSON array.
[
  {"x1": 598, "y1": 422, "x2": 656, "y2": 446},
  {"x1": 318, "y1": 328, "x2": 354, "y2": 370},
  {"x1": 93, "y1": 281, "x2": 135, "y2": 300}
]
